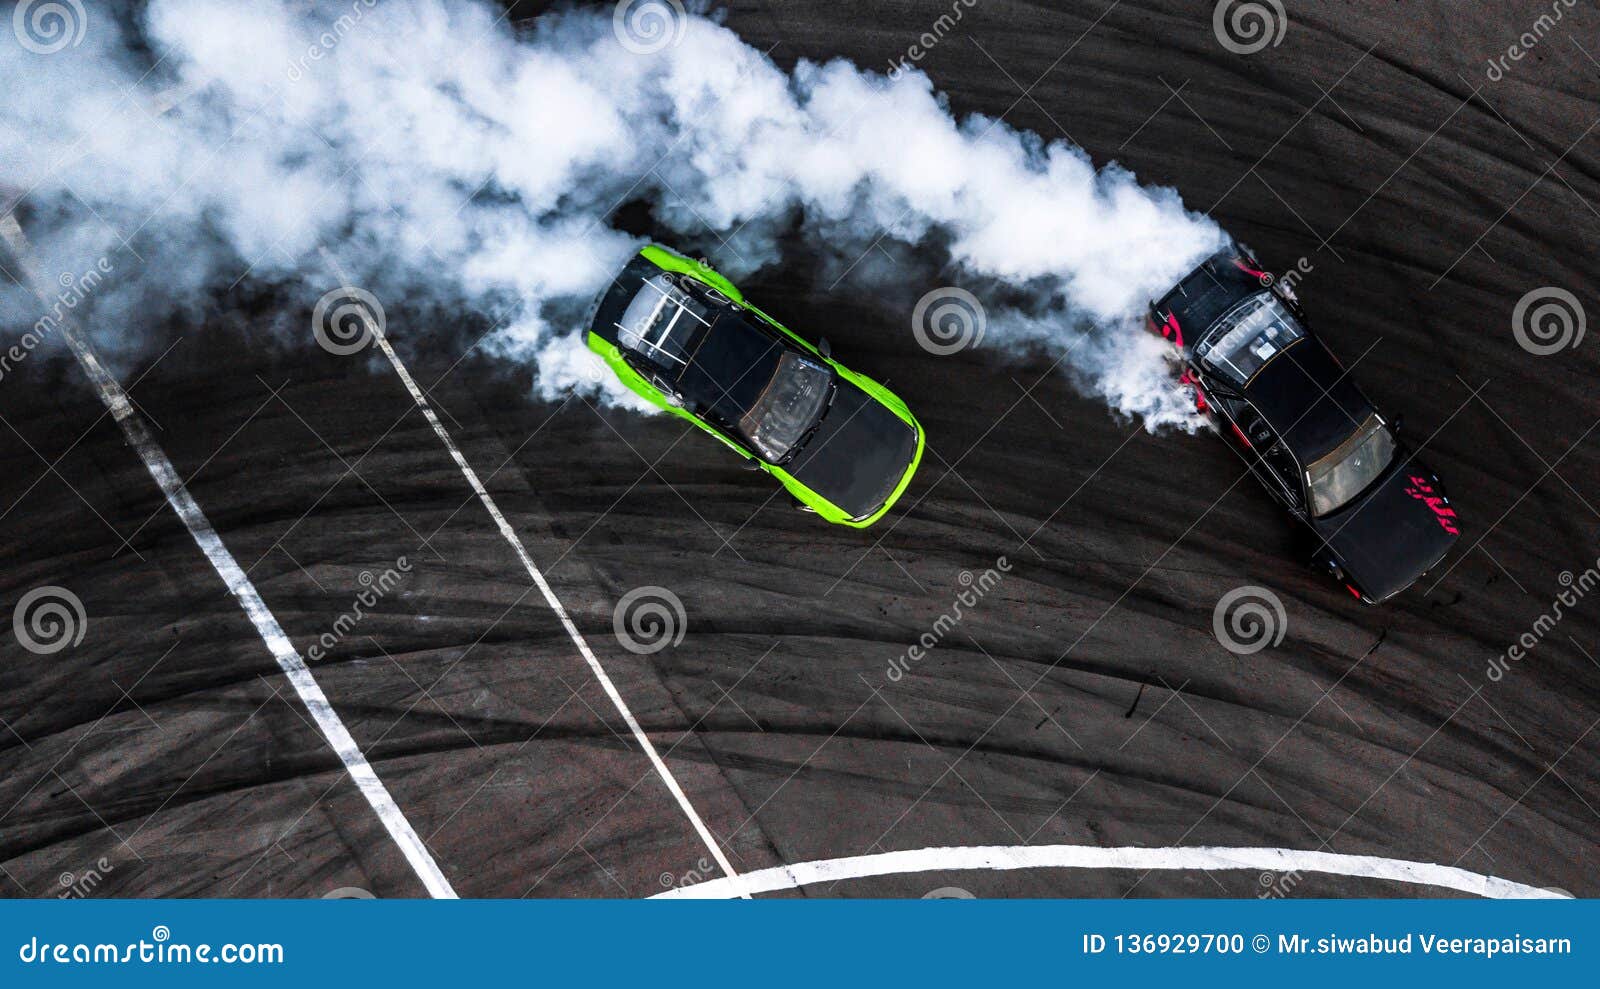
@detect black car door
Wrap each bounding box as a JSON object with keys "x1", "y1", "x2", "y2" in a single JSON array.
[{"x1": 1215, "y1": 391, "x2": 1303, "y2": 511}]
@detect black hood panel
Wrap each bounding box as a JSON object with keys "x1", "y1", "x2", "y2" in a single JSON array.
[
  {"x1": 1313, "y1": 462, "x2": 1459, "y2": 601},
  {"x1": 785, "y1": 381, "x2": 916, "y2": 519}
]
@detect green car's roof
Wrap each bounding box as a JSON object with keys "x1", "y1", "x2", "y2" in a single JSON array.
[{"x1": 590, "y1": 252, "x2": 828, "y2": 459}]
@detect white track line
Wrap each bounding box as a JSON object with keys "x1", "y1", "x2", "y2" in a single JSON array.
[
  {"x1": 320, "y1": 251, "x2": 745, "y2": 895},
  {"x1": 1, "y1": 219, "x2": 457, "y2": 899},
  {"x1": 650, "y1": 843, "x2": 1566, "y2": 899}
]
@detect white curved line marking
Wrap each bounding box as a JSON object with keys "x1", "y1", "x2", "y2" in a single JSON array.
[
  {"x1": 650, "y1": 844, "x2": 1565, "y2": 899},
  {"x1": 320, "y1": 251, "x2": 745, "y2": 895},
  {"x1": 0, "y1": 219, "x2": 456, "y2": 898}
]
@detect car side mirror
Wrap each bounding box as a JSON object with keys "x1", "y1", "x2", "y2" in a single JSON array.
[
  {"x1": 817, "y1": 337, "x2": 832, "y2": 359},
  {"x1": 1391, "y1": 415, "x2": 1404, "y2": 435}
]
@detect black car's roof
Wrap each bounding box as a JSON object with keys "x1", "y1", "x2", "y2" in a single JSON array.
[{"x1": 1244, "y1": 337, "x2": 1376, "y2": 464}]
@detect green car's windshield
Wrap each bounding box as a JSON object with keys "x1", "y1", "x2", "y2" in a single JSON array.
[
  {"x1": 739, "y1": 352, "x2": 832, "y2": 463},
  {"x1": 1306, "y1": 413, "x2": 1396, "y2": 516}
]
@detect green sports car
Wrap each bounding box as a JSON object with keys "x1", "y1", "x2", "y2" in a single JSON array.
[{"x1": 586, "y1": 245, "x2": 924, "y2": 528}]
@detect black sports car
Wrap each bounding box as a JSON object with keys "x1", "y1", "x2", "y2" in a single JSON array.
[{"x1": 1149, "y1": 250, "x2": 1460, "y2": 604}]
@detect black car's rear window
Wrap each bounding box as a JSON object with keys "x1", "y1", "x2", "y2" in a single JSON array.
[{"x1": 1196, "y1": 293, "x2": 1305, "y2": 386}]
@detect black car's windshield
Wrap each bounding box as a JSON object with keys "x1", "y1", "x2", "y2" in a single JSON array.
[
  {"x1": 1306, "y1": 413, "x2": 1396, "y2": 516},
  {"x1": 1196, "y1": 292, "x2": 1305, "y2": 386},
  {"x1": 739, "y1": 352, "x2": 833, "y2": 463}
]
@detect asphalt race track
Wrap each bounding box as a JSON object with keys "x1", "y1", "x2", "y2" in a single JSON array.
[{"x1": 1, "y1": 0, "x2": 1597, "y2": 899}]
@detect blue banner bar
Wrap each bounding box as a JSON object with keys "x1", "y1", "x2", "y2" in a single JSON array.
[{"x1": 2, "y1": 900, "x2": 1591, "y2": 986}]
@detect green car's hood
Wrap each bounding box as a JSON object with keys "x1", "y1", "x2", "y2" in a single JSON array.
[{"x1": 783, "y1": 379, "x2": 918, "y2": 520}]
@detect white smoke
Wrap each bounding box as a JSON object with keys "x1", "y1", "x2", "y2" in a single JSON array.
[{"x1": 0, "y1": 0, "x2": 1228, "y2": 431}]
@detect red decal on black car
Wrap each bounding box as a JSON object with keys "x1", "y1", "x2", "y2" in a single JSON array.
[{"x1": 1404, "y1": 475, "x2": 1459, "y2": 535}]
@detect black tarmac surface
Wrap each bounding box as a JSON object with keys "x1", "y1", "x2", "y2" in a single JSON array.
[{"x1": 1, "y1": 0, "x2": 1597, "y2": 898}]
